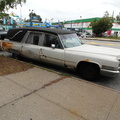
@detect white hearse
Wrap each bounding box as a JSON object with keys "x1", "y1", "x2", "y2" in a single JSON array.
[{"x1": 1, "y1": 27, "x2": 120, "y2": 80}]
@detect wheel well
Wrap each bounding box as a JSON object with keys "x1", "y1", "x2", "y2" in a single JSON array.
[{"x1": 77, "y1": 61, "x2": 100, "y2": 71}]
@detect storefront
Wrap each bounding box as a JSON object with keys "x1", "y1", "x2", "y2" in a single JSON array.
[{"x1": 53, "y1": 17, "x2": 120, "y2": 36}]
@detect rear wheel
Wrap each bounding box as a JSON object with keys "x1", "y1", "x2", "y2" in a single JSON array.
[
  {"x1": 78, "y1": 62, "x2": 100, "y2": 80},
  {"x1": 12, "y1": 53, "x2": 21, "y2": 60}
]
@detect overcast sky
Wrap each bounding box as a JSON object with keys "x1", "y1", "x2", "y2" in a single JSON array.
[{"x1": 7, "y1": 0, "x2": 120, "y2": 22}]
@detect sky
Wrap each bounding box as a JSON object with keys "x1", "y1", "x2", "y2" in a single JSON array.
[{"x1": 7, "y1": 0, "x2": 120, "y2": 22}]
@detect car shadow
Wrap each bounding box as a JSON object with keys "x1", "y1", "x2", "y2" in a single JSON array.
[{"x1": 1, "y1": 51, "x2": 119, "y2": 91}]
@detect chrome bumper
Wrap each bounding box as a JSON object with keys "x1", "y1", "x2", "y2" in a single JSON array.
[{"x1": 100, "y1": 67, "x2": 120, "y2": 77}]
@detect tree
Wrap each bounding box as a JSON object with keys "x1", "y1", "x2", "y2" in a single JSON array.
[
  {"x1": 0, "y1": 0, "x2": 26, "y2": 12},
  {"x1": 103, "y1": 11, "x2": 114, "y2": 23},
  {"x1": 0, "y1": 13, "x2": 9, "y2": 19},
  {"x1": 116, "y1": 13, "x2": 120, "y2": 24},
  {"x1": 90, "y1": 11, "x2": 113, "y2": 36},
  {"x1": 0, "y1": 0, "x2": 26, "y2": 25},
  {"x1": 103, "y1": 11, "x2": 110, "y2": 18},
  {"x1": 29, "y1": 12, "x2": 42, "y2": 23}
]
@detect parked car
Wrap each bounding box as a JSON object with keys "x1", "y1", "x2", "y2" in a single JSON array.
[
  {"x1": 0, "y1": 27, "x2": 120, "y2": 80},
  {"x1": 0, "y1": 25, "x2": 7, "y2": 40},
  {"x1": 92, "y1": 33, "x2": 107, "y2": 37},
  {"x1": 76, "y1": 31, "x2": 92, "y2": 38}
]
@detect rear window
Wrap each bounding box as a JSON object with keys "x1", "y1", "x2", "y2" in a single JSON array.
[{"x1": 6, "y1": 29, "x2": 27, "y2": 42}]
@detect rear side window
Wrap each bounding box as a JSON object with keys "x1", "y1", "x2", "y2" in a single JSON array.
[
  {"x1": 6, "y1": 29, "x2": 27, "y2": 42},
  {"x1": 25, "y1": 32, "x2": 42, "y2": 45}
]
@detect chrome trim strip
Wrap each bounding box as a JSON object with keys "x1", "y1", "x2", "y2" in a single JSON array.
[{"x1": 10, "y1": 30, "x2": 23, "y2": 39}]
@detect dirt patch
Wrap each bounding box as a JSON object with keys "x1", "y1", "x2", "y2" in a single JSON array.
[{"x1": 0, "y1": 56, "x2": 34, "y2": 76}]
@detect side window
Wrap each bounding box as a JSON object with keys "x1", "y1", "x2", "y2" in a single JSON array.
[
  {"x1": 33, "y1": 35, "x2": 39, "y2": 45},
  {"x1": 44, "y1": 34, "x2": 61, "y2": 48},
  {"x1": 26, "y1": 32, "x2": 42, "y2": 45}
]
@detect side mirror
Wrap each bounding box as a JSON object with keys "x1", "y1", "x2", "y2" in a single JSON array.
[{"x1": 51, "y1": 44, "x2": 55, "y2": 48}]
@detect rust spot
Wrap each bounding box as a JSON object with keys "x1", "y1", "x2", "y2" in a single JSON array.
[
  {"x1": 69, "y1": 110, "x2": 80, "y2": 116},
  {"x1": 2, "y1": 41, "x2": 13, "y2": 49},
  {"x1": 68, "y1": 110, "x2": 87, "y2": 120},
  {"x1": 82, "y1": 59, "x2": 89, "y2": 62},
  {"x1": 19, "y1": 50, "x2": 22, "y2": 54}
]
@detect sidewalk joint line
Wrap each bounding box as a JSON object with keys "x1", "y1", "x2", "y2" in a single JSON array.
[
  {"x1": 0, "y1": 76, "x2": 68, "y2": 109},
  {"x1": 106, "y1": 92, "x2": 120, "y2": 120},
  {"x1": 36, "y1": 94, "x2": 89, "y2": 120}
]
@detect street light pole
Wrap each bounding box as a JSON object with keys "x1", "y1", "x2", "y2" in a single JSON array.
[
  {"x1": 71, "y1": 21, "x2": 72, "y2": 31},
  {"x1": 29, "y1": 9, "x2": 33, "y2": 27},
  {"x1": 19, "y1": 7, "x2": 22, "y2": 26},
  {"x1": 80, "y1": 16, "x2": 82, "y2": 32}
]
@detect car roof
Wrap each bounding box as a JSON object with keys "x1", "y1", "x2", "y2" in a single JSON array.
[
  {"x1": 6, "y1": 27, "x2": 75, "y2": 42},
  {"x1": 9, "y1": 27, "x2": 75, "y2": 35}
]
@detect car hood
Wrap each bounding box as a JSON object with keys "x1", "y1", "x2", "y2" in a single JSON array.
[{"x1": 66, "y1": 44, "x2": 120, "y2": 57}]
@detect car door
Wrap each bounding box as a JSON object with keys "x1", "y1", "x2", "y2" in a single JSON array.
[
  {"x1": 21, "y1": 31, "x2": 43, "y2": 60},
  {"x1": 40, "y1": 33, "x2": 65, "y2": 66}
]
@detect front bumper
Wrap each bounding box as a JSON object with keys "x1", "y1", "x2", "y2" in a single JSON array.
[{"x1": 100, "y1": 67, "x2": 120, "y2": 77}]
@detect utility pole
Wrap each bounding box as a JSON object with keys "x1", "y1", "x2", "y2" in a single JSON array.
[
  {"x1": 71, "y1": 21, "x2": 72, "y2": 31},
  {"x1": 80, "y1": 16, "x2": 82, "y2": 32},
  {"x1": 29, "y1": 9, "x2": 33, "y2": 27}
]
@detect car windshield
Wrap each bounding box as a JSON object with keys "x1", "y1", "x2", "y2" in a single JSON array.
[{"x1": 60, "y1": 33, "x2": 82, "y2": 48}]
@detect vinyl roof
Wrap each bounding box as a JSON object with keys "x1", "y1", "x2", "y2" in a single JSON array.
[
  {"x1": 11, "y1": 27, "x2": 75, "y2": 35},
  {"x1": 6, "y1": 27, "x2": 75, "y2": 42}
]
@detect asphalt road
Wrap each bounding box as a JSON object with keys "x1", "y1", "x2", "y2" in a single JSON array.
[
  {"x1": 0, "y1": 40, "x2": 120, "y2": 91},
  {"x1": 83, "y1": 39, "x2": 120, "y2": 49}
]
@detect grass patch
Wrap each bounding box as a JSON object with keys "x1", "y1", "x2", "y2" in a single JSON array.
[{"x1": 0, "y1": 56, "x2": 34, "y2": 76}]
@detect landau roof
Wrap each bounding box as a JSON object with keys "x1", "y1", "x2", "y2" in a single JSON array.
[{"x1": 6, "y1": 27, "x2": 75, "y2": 42}]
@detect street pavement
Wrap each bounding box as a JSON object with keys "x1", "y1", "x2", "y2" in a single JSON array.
[
  {"x1": 83, "y1": 37, "x2": 120, "y2": 42},
  {"x1": 0, "y1": 67, "x2": 120, "y2": 120}
]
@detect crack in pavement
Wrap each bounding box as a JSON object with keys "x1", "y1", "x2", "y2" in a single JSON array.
[
  {"x1": 41, "y1": 76, "x2": 68, "y2": 89},
  {"x1": 0, "y1": 76, "x2": 68, "y2": 109},
  {"x1": 0, "y1": 75, "x2": 89, "y2": 120}
]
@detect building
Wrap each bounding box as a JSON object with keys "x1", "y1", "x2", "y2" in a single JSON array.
[{"x1": 53, "y1": 17, "x2": 120, "y2": 37}]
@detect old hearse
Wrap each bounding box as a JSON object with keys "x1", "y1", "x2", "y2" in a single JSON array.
[{"x1": 0, "y1": 27, "x2": 120, "y2": 80}]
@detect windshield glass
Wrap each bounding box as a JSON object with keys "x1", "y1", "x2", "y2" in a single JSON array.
[{"x1": 60, "y1": 33, "x2": 82, "y2": 48}]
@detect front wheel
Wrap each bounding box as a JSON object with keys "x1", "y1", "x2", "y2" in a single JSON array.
[{"x1": 78, "y1": 63, "x2": 100, "y2": 80}]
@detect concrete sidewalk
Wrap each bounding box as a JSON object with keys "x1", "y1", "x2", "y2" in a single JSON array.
[{"x1": 0, "y1": 67, "x2": 120, "y2": 120}]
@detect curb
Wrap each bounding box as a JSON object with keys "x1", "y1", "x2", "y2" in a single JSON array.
[{"x1": 82, "y1": 38, "x2": 120, "y2": 42}]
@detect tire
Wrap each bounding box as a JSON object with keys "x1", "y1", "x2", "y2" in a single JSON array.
[
  {"x1": 78, "y1": 62, "x2": 100, "y2": 80},
  {"x1": 12, "y1": 53, "x2": 21, "y2": 60}
]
